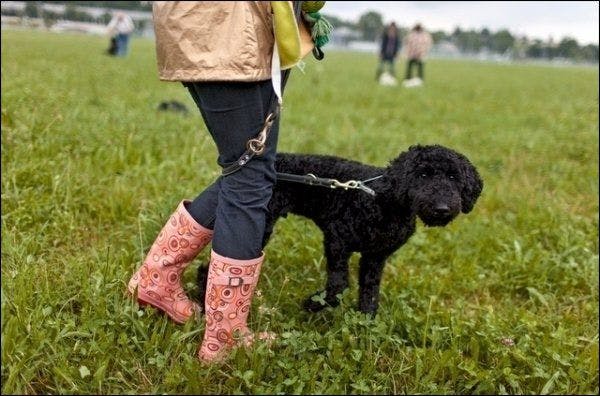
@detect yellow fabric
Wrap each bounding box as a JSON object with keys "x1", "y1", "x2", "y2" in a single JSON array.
[
  {"x1": 271, "y1": 1, "x2": 301, "y2": 70},
  {"x1": 271, "y1": 1, "x2": 314, "y2": 70}
]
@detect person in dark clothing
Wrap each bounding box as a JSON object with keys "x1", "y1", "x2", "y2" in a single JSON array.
[{"x1": 376, "y1": 22, "x2": 400, "y2": 80}]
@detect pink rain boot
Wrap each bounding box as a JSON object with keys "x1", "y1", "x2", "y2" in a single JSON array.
[
  {"x1": 198, "y1": 250, "x2": 270, "y2": 362},
  {"x1": 128, "y1": 200, "x2": 213, "y2": 324}
]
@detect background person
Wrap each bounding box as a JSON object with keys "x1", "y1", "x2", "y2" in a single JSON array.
[
  {"x1": 376, "y1": 22, "x2": 400, "y2": 80},
  {"x1": 403, "y1": 23, "x2": 433, "y2": 82},
  {"x1": 106, "y1": 12, "x2": 134, "y2": 57}
]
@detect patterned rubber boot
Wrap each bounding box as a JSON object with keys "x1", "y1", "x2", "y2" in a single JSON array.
[
  {"x1": 198, "y1": 250, "x2": 269, "y2": 362},
  {"x1": 127, "y1": 200, "x2": 213, "y2": 324}
]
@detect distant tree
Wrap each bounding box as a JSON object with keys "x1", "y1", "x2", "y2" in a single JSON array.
[
  {"x1": 526, "y1": 39, "x2": 544, "y2": 58},
  {"x1": 42, "y1": 9, "x2": 61, "y2": 27},
  {"x1": 557, "y1": 37, "x2": 579, "y2": 59},
  {"x1": 64, "y1": 4, "x2": 94, "y2": 22},
  {"x1": 451, "y1": 27, "x2": 462, "y2": 40},
  {"x1": 134, "y1": 19, "x2": 147, "y2": 32},
  {"x1": 431, "y1": 30, "x2": 448, "y2": 43},
  {"x1": 513, "y1": 36, "x2": 529, "y2": 59},
  {"x1": 580, "y1": 44, "x2": 599, "y2": 62},
  {"x1": 99, "y1": 11, "x2": 112, "y2": 25},
  {"x1": 357, "y1": 10, "x2": 383, "y2": 41},
  {"x1": 491, "y1": 29, "x2": 515, "y2": 53},
  {"x1": 24, "y1": 1, "x2": 41, "y2": 18},
  {"x1": 44, "y1": 1, "x2": 152, "y2": 12},
  {"x1": 321, "y1": 13, "x2": 353, "y2": 29},
  {"x1": 451, "y1": 26, "x2": 485, "y2": 52},
  {"x1": 480, "y1": 28, "x2": 491, "y2": 50}
]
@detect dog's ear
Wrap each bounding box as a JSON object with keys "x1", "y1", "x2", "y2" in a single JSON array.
[
  {"x1": 459, "y1": 155, "x2": 483, "y2": 213},
  {"x1": 383, "y1": 146, "x2": 423, "y2": 203}
]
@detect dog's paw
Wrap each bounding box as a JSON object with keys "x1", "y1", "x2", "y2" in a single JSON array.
[
  {"x1": 357, "y1": 306, "x2": 377, "y2": 318},
  {"x1": 358, "y1": 295, "x2": 379, "y2": 316}
]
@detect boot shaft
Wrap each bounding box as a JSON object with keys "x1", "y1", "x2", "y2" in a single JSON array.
[
  {"x1": 200, "y1": 250, "x2": 265, "y2": 360},
  {"x1": 149, "y1": 200, "x2": 213, "y2": 268}
]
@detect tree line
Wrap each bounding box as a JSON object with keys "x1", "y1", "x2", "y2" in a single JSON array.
[
  {"x1": 329, "y1": 10, "x2": 599, "y2": 63},
  {"x1": 6, "y1": 2, "x2": 598, "y2": 63},
  {"x1": 3, "y1": 1, "x2": 151, "y2": 31}
]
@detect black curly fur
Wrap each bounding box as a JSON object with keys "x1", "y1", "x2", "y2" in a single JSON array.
[{"x1": 197, "y1": 144, "x2": 483, "y2": 315}]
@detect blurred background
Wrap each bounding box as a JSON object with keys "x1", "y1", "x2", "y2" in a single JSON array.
[
  {"x1": 1, "y1": 0, "x2": 598, "y2": 65},
  {"x1": 1, "y1": 2, "x2": 598, "y2": 394}
]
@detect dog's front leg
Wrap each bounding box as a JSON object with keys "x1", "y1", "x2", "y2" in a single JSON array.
[
  {"x1": 358, "y1": 253, "x2": 388, "y2": 315},
  {"x1": 304, "y1": 239, "x2": 351, "y2": 312}
]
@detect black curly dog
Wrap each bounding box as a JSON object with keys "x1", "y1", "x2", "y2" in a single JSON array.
[{"x1": 197, "y1": 144, "x2": 483, "y2": 315}]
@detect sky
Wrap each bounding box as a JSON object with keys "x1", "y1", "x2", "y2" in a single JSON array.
[{"x1": 323, "y1": 1, "x2": 599, "y2": 45}]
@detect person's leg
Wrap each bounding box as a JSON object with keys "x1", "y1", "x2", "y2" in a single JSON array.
[
  {"x1": 389, "y1": 59, "x2": 396, "y2": 77},
  {"x1": 121, "y1": 33, "x2": 130, "y2": 56},
  {"x1": 417, "y1": 60, "x2": 424, "y2": 80},
  {"x1": 185, "y1": 80, "x2": 279, "y2": 259},
  {"x1": 115, "y1": 34, "x2": 125, "y2": 56},
  {"x1": 405, "y1": 59, "x2": 414, "y2": 80},
  {"x1": 127, "y1": 82, "x2": 230, "y2": 323},
  {"x1": 182, "y1": 82, "x2": 221, "y2": 231},
  {"x1": 127, "y1": 198, "x2": 213, "y2": 323},
  {"x1": 186, "y1": 80, "x2": 279, "y2": 362}
]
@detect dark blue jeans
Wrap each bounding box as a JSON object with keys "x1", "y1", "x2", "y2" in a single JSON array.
[
  {"x1": 376, "y1": 58, "x2": 396, "y2": 78},
  {"x1": 115, "y1": 33, "x2": 130, "y2": 56},
  {"x1": 183, "y1": 80, "x2": 279, "y2": 260}
]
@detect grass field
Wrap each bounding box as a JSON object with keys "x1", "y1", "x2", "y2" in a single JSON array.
[{"x1": 1, "y1": 29, "x2": 598, "y2": 395}]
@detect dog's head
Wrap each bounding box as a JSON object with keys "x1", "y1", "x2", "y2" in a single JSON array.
[{"x1": 384, "y1": 145, "x2": 483, "y2": 226}]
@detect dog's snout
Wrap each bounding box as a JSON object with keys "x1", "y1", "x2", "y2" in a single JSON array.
[{"x1": 434, "y1": 203, "x2": 451, "y2": 216}]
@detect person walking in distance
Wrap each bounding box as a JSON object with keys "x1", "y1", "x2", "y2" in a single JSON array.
[
  {"x1": 106, "y1": 12, "x2": 134, "y2": 57},
  {"x1": 403, "y1": 23, "x2": 433, "y2": 84},
  {"x1": 376, "y1": 22, "x2": 401, "y2": 81}
]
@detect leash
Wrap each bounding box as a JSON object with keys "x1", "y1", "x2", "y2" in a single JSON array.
[
  {"x1": 221, "y1": 1, "x2": 304, "y2": 177},
  {"x1": 276, "y1": 173, "x2": 383, "y2": 196},
  {"x1": 224, "y1": 1, "x2": 375, "y2": 198},
  {"x1": 221, "y1": 1, "x2": 304, "y2": 176},
  {"x1": 221, "y1": 107, "x2": 281, "y2": 176}
]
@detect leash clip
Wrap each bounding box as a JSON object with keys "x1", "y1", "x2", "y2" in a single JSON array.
[
  {"x1": 246, "y1": 112, "x2": 276, "y2": 155},
  {"x1": 331, "y1": 179, "x2": 376, "y2": 196}
]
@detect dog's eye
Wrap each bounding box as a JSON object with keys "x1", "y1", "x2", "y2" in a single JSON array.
[
  {"x1": 419, "y1": 168, "x2": 432, "y2": 178},
  {"x1": 448, "y1": 175, "x2": 455, "y2": 180}
]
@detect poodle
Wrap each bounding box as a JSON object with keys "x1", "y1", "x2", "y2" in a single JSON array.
[{"x1": 197, "y1": 144, "x2": 483, "y2": 315}]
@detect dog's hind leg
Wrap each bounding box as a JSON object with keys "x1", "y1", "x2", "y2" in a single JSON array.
[
  {"x1": 304, "y1": 238, "x2": 351, "y2": 312},
  {"x1": 196, "y1": 264, "x2": 209, "y2": 311},
  {"x1": 357, "y1": 253, "x2": 389, "y2": 315}
]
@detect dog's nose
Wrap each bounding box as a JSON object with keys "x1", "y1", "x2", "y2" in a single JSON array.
[{"x1": 434, "y1": 203, "x2": 450, "y2": 216}]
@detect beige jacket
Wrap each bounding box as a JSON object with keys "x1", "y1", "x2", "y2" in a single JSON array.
[
  {"x1": 403, "y1": 30, "x2": 433, "y2": 60},
  {"x1": 153, "y1": 1, "x2": 312, "y2": 82}
]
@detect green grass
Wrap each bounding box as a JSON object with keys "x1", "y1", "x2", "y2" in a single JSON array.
[{"x1": 1, "y1": 30, "x2": 598, "y2": 395}]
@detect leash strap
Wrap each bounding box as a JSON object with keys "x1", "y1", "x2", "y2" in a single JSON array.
[
  {"x1": 221, "y1": 69, "x2": 291, "y2": 177},
  {"x1": 276, "y1": 172, "x2": 382, "y2": 196},
  {"x1": 223, "y1": 1, "x2": 333, "y2": 178},
  {"x1": 221, "y1": 2, "x2": 303, "y2": 177},
  {"x1": 221, "y1": 105, "x2": 281, "y2": 177}
]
